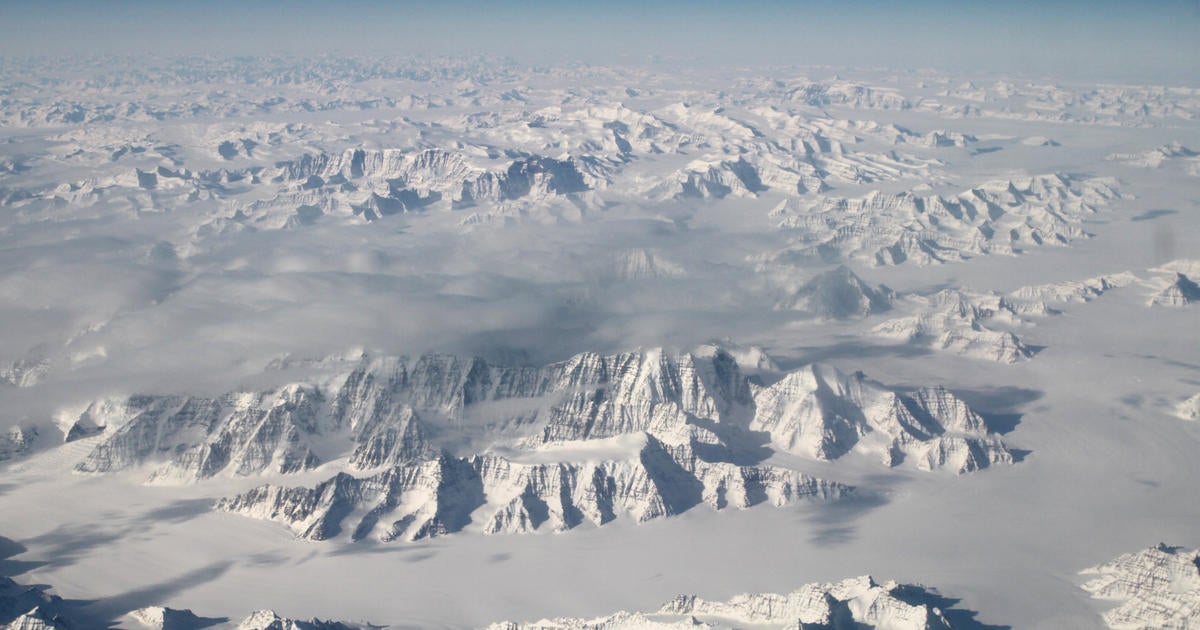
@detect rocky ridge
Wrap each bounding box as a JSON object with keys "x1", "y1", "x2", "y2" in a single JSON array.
[
  {"x1": 776, "y1": 265, "x2": 895, "y2": 319},
  {"x1": 236, "y1": 610, "x2": 365, "y2": 630},
  {"x1": 68, "y1": 347, "x2": 1012, "y2": 486},
  {"x1": 216, "y1": 437, "x2": 846, "y2": 542},
  {"x1": 1081, "y1": 543, "x2": 1200, "y2": 629},
  {"x1": 212, "y1": 348, "x2": 1010, "y2": 542},
  {"x1": 0, "y1": 577, "x2": 70, "y2": 630},
  {"x1": 769, "y1": 173, "x2": 1124, "y2": 266},
  {"x1": 1148, "y1": 273, "x2": 1200, "y2": 307},
  {"x1": 487, "y1": 575, "x2": 963, "y2": 629},
  {"x1": 874, "y1": 271, "x2": 1143, "y2": 363}
]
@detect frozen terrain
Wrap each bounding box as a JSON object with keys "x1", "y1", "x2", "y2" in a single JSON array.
[
  {"x1": 488, "y1": 575, "x2": 967, "y2": 629},
  {"x1": 0, "y1": 53, "x2": 1198, "y2": 630},
  {"x1": 1081, "y1": 544, "x2": 1200, "y2": 629}
]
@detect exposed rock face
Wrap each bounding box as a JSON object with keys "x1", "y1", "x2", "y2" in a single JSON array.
[
  {"x1": 217, "y1": 438, "x2": 846, "y2": 542},
  {"x1": 607, "y1": 249, "x2": 686, "y2": 281},
  {"x1": 0, "y1": 578, "x2": 68, "y2": 630},
  {"x1": 5, "y1": 610, "x2": 66, "y2": 630},
  {"x1": 0, "y1": 426, "x2": 37, "y2": 462},
  {"x1": 770, "y1": 173, "x2": 1123, "y2": 266},
  {"x1": 71, "y1": 347, "x2": 1012, "y2": 485},
  {"x1": 74, "y1": 385, "x2": 327, "y2": 483},
  {"x1": 488, "y1": 575, "x2": 958, "y2": 629},
  {"x1": 1149, "y1": 273, "x2": 1200, "y2": 307},
  {"x1": 652, "y1": 158, "x2": 770, "y2": 200},
  {"x1": 874, "y1": 271, "x2": 1139, "y2": 364},
  {"x1": 873, "y1": 289, "x2": 1035, "y2": 364},
  {"x1": 527, "y1": 347, "x2": 755, "y2": 447},
  {"x1": 220, "y1": 454, "x2": 484, "y2": 542},
  {"x1": 265, "y1": 148, "x2": 594, "y2": 217},
  {"x1": 211, "y1": 348, "x2": 1015, "y2": 541},
  {"x1": 11, "y1": 85, "x2": 981, "y2": 238},
  {"x1": 237, "y1": 609, "x2": 362, "y2": 630},
  {"x1": 1080, "y1": 543, "x2": 1200, "y2": 629},
  {"x1": 1009, "y1": 272, "x2": 1139, "y2": 308},
  {"x1": 777, "y1": 265, "x2": 895, "y2": 319},
  {"x1": 751, "y1": 365, "x2": 1011, "y2": 473}
]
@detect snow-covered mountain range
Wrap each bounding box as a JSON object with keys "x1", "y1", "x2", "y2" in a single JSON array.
[
  {"x1": 489, "y1": 576, "x2": 967, "y2": 629},
  {"x1": 1, "y1": 53, "x2": 1197, "y2": 630},
  {"x1": 22, "y1": 346, "x2": 1011, "y2": 544}
]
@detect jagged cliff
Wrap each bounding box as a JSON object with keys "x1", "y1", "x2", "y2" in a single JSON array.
[
  {"x1": 70, "y1": 346, "x2": 1013, "y2": 484},
  {"x1": 751, "y1": 365, "x2": 1011, "y2": 473},
  {"x1": 62, "y1": 346, "x2": 1013, "y2": 540},
  {"x1": 488, "y1": 575, "x2": 958, "y2": 629},
  {"x1": 217, "y1": 437, "x2": 846, "y2": 542},
  {"x1": 1148, "y1": 273, "x2": 1200, "y2": 307}
]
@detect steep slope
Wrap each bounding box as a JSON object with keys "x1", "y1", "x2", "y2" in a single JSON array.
[
  {"x1": 198, "y1": 346, "x2": 1015, "y2": 540},
  {"x1": 777, "y1": 265, "x2": 895, "y2": 319},
  {"x1": 217, "y1": 438, "x2": 847, "y2": 542},
  {"x1": 873, "y1": 289, "x2": 1035, "y2": 364},
  {"x1": 606, "y1": 249, "x2": 686, "y2": 281},
  {"x1": 237, "y1": 610, "x2": 365, "y2": 630},
  {"x1": 1009, "y1": 272, "x2": 1140, "y2": 306},
  {"x1": 770, "y1": 174, "x2": 1124, "y2": 266},
  {"x1": 875, "y1": 271, "x2": 1140, "y2": 363},
  {"x1": 488, "y1": 575, "x2": 961, "y2": 629},
  {"x1": 647, "y1": 157, "x2": 769, "y2": 200},
  {"x1": 220, "y1": 148, "x2": 600, "y2": 228},
  {"x1": 270, "y1": 148, "x2": 595, "y2": 209},
  {"x1": 73, "y1": 385, "x2": 329, "y2": 483},
  {"x1": 1148, "y1": 273, "x2": 1200, "y2": 307},
  {"x1": 1081, "y1": 543, "x2": 1200, "y2": 629},
  {"x1": 68, "y1": 347, "x2": 1013, "y2": 484},
  {"x1": 0, "y1": 577, "x2": 71, "y2": 630},
  {"x1": 125, "y1": 606, "x2": 208, "y2": 629},
  {"x1": 751, "y1": 365, "x2": 1012, "y2": 473}
]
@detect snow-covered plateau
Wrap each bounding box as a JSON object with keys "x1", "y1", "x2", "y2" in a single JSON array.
[{"x1": 0, "y1": 55, "x2": 1197, "y2": 629}]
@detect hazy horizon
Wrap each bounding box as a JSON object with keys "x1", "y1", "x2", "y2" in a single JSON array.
[{"x1": 2, "y1": 0, "x2": 1199, "y2": 83}]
